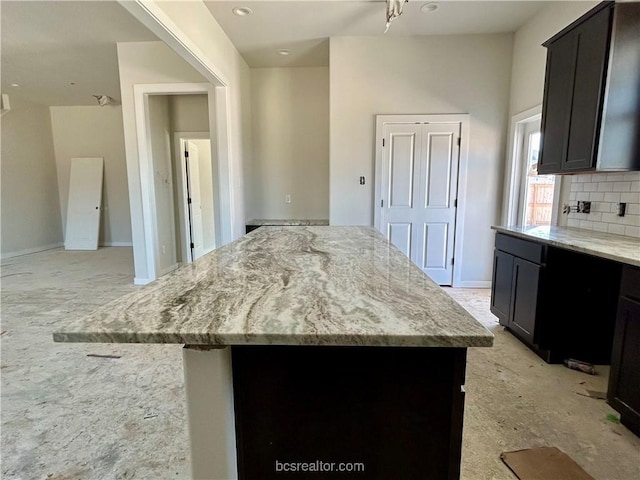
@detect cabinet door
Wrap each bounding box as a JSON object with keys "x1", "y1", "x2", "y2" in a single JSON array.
[
  {"x1": 538, "y1": 33, "x2": 577, "y2": 174},
  {"x1": 510, "y1": 258, "x2": 540, "y2": 345},
  {"x1": 490, "y1": 250, "x2": 513, "y2": 326},
  {"x1": 608, "y1": 297, "x2": 640, "y2": 436},
  {"x1": 563, "y1": 6, "x2": 612, "y2": 172}
]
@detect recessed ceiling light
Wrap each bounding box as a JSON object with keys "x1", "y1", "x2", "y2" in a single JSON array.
[
  {"x1": 421, "y1": 3, "x2": 439, "y2": 13},
  {"x1": 69, "y1": 82, "x2": 76, "y2": 86},
  {"x1": 278, "y1": 49, "x2": 291, "y2": 56},
  {"x1": 10, "y1": 83, "x2": 20, "y2": 87},
  {"x1": 232, "y1": 7, "x2": 253, "y2": 16}
]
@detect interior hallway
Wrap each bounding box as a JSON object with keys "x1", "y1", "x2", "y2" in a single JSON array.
[{"x1": 1, "y1": 247, "x2": 638, "y2": 479}]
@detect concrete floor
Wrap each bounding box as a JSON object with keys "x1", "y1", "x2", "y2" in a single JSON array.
[{"x1": 1, "y1": 247, "x2": 638, "y2": 480}]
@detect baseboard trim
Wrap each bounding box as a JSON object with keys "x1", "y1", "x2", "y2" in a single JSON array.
[
  {"x1": 134, "y1": 277, "x2": 153, "y2": 286},
  {"x1": 452, "y1": 281, "x2": 491, "y2": 288},
  {"x1": 100, "y1": 242, "x2": 133, "y2": 247},
  {"x1": 1, "y1": 242, "x2": 64, "y2": 260}
]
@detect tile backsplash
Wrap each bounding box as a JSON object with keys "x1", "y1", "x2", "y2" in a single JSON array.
[{"x1": 567, "y1": 172, "x2": 640, "y2": 238}]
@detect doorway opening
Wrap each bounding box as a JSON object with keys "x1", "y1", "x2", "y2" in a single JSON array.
[
  {"x1": 374, "y1": 114, "x2": 470, "y2": 287},
  {"x1": 175, "y1": 134, "x2": 216, "y2": 263}
]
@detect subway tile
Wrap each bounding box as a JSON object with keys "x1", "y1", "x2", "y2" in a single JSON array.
[
  {"x1": 567, "y1": 218, "x2": 580, "y2": 228},
  {"x1": 613, "y1": 182, "x2": 631, "y2": 192},
  {"x1": 576, "y1": 175, "x2": 591, "y2": 183},
  {"x1": 569, "y1": 192, "x2": 577, "y2": 201},
  {"x1": 589, "y1": 192, "x2": 604, "y2": 202},
  {"x1": 631, "y1": 181, "x2": 640, "y2": 192},
  {"x1": 624, "y1": 226, "x2": 640, "y2": 238},
  {"x1": 588, "y1": 212, "x2": 602, "y2": 222},
  {"x1": 579, "y1": 220, "x2": 594, "y2": 229},
  {"x1": 621, "y1": 192, "x2": 640, "y2": 203},
  {"x1": 571, "y1": 182, "x2": 583, "y2": 192},
  {"x1": 576, "y1": 192, "x2": 589, "y2": 201},
  {"x1": 608, "y1": 224, "x2": 626, "y2": 235},
  {"x1": 604, "y1": 192, "x2": 621, "y2": 203},
  {"x1": 620, "y1": 214, "x2": 640, "y2": 227},
  {"x1": 583, "y1": 182, "x2": 598, "y2": 192},
  {"x1": 593, "y1": 223, "x2": 609, "y2": 233},
  {"x1": 623, "y1": 172, "x2": 640, "y2": 182},
  {"x1": 626, "y1": 203, "x2": 640, "y2": 216},
  {"x1": 593, "y1": 203, "x2": 610, "y2": 213},
  {"x1": 606, "y1": 174, "x2": 625, "y2": 183},
  {"x1": 602, "y1": 212, "x2": 620, "y2": 223},
  {"x1": 597, "y1": 182, "x2": 614, "y2": 192}
]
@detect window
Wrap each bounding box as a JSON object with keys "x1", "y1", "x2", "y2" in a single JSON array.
[{"x1": 520, "y1": 128, "x2": 556, "y2": 227}]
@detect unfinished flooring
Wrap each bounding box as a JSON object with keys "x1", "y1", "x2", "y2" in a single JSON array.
[{"x1": 1, "y1": 247, "x2": 639, "y2": 479}]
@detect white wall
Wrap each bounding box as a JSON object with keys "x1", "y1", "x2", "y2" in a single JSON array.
[
  {"x1": 148, "y1": 95, "x2": 178, "y2": 273},
  {"x1": 330, "y1": 35, "x2": 513, "y2": 285},
  {"x1": 149, "y1": 0, "x2": 252, "y2": 236},
  {"x1": 170, "y1": 94, "x2": 209, "y2": 132},
  {"x1": 506, "y1": 1, "x2": 599, "y2": 230},
  {"x1": 1, "y1": 95, "x2": 63, "y2": 257},
  {"x1": 117, "y1": 41, "x2": 211, "y2": 282},
  {"x1": 49, "y1": 105, "x2": 132, "y2": 246},
  {"x1": 250, "y1": 67, "x2": 329, "y2": 220}
]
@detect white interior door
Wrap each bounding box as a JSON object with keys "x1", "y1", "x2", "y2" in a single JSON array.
[
  {"x1": 380, "y1": 123, "x2": 461, "y2": 285},
  {"x1": 65, "y1": 157, "x2": 104, "y2": 250},
  {"x1": 186, "y1": 141, "x2": 205, "y2": 260}
]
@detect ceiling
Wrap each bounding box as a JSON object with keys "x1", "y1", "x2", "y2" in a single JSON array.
[
  {"x1": 0, "y1": 1, "x2": 547, "y2": 106},
  {"x1": 204, "y1": 0, "x2": 547, "y2": 67},
  {"x1": 1, "y1": 1, "x2": 158, "y2": 106}
]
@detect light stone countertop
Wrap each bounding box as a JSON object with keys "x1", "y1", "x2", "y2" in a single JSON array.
[
  {"x1": 245, "y1": 219, "x2": 329, "y2": 226},
  {"x1": 492, "y1": 225, "x2": 640, "y2": 267},
  {"x1": 53, "y1": 226, "x2": 494, "y2": 348}
]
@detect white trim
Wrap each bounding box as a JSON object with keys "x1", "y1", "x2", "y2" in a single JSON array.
[
  {"x1": 134, "y1": 277, "x2": 153, "y2": 286},
  {"x1": 502, "y1": 105, "x2": 542, "y2": 226},
  {"x1": 454, "y1": 281, "x2": 492, "y2": 289},
  {"x1": 117, "y1": 1, "x2": 229, "y2": 88},
  {"x1": 133, "y1": 83, "x2": 233, "y2": 282},
  {"x1": 100, "y1": 242, "x2": 133, "y2": 247},
  {"x1": 1, "y1": 243, "x2": 64, "y2": 260},
  {"x1": 374, "y1": 114, "x2": 470, "y2": 288}
]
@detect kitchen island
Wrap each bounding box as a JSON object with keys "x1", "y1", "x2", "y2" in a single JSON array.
[{"x1": 54, "y1": 226, "x2": 493, "y2": 479}]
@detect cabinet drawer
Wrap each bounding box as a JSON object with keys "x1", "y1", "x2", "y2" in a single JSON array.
[
  {"x1": 495, "y1": 233, "x2": 545, "y2": 264},
  {"x1": 620, "y1": 265, "x2": 640, "y2": 301}
]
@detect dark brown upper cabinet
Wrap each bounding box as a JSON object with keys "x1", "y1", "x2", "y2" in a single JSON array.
[{"x1": 538, "y1": 1, "x2": 640, "y2": 175}]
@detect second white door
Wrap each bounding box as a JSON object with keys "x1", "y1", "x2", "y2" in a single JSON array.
[
  {"x1": 186, "y1": 141, "x2": 206, "y2": 260},
  {"x1": 379, "y1": 122, "x2": 461, "y2": 285}
]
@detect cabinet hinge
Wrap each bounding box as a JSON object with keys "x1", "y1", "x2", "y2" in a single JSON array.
[
  {"x1": 184, "y1": 150, "x2": 189, "y2": 158},
  {"x1": 190, "y1": 242, "x2": 194, "y2": 249},
  {"x1": 457, "y1": 137, "x2": 461, "y2": 147},
  {"x1": 188, "y1": 197, "x2": 192, "y2": 204}
]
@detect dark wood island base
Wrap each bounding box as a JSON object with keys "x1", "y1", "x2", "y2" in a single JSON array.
[{"x1": 232, "y1": 346, "x2": 467, "y2": 480}]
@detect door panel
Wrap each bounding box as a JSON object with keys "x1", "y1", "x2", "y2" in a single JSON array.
[
  {"x1": 65, "y1": 157, "x2": 104, "y2": 250},
  {"x1": 186, "y1": 141, "x2": 205, "y2": 260},
  {"x1": 491, "y1": 250, "x2": 514, "y2": 325},
  {"x1": 422, "y1": 223, "x2": 448, "y2": 270},
  {"x1": 380, "y1": 122, "x2": 460, "y2": 285},
  {"x1": 424, "y1": 132, "x2": 453, "y2": 208},
  {"x1": 511, "y1": 258, "x2": 540, "y2": 345},
  {"x1": 387, "y1": 222, "x2": 412, "y2": 258},
  {"x1": 389, "y1": 133, "x2": 416, "y2": 208}
]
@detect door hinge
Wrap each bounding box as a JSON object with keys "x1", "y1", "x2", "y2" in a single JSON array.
[
  {"x1": 184, "y1": 150, "x2": 189, "y2": 158},
  {"x1": 454, "y1": 199, "x2": 458, "y2": 208},
  {"x1": 188, "y1": 197, "x2": 192, "y2": 204},
  {"x1": 457, "y1": 137, "x2": 461, "y2": 147},
  {"x1": 190, "y1": 242, "x2": 194, "y2": 249},
  {"x1": 382, "y1": 138, "x2": 385, "y2": 147},
  {"x1": 451, "y1": 257, "x2": 455, "y2": 266},
  {"x1": 381, "y1": 199, "x2": 384, "y2": 208}
]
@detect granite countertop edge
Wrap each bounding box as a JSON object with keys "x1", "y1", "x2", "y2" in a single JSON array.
[{"x1": 492, "y1": 225, "x2": 640, "y2": 267}]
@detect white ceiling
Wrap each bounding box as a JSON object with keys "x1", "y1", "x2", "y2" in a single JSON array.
[
  {"x1": 1, "y1": 1, "x2": 158, "y2": 106},
  {"x1": 204, "y1": 0, "x2": 547, "y2": 67},
  {"x1": 0, "y1": 1, "x2": 547, "y2": 106}
]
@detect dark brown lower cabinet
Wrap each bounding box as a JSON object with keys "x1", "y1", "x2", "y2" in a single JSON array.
[
  {"x1": 232, "y1": 346, "x2": 467, "y2": 480},
  {"x1": 607, "y1": 266, "x2": 640, "y2": 436}
]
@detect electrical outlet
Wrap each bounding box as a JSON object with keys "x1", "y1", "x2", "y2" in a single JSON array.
[{"x1": 285, "y1": 194, "x2": 291, "y2": 204}]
